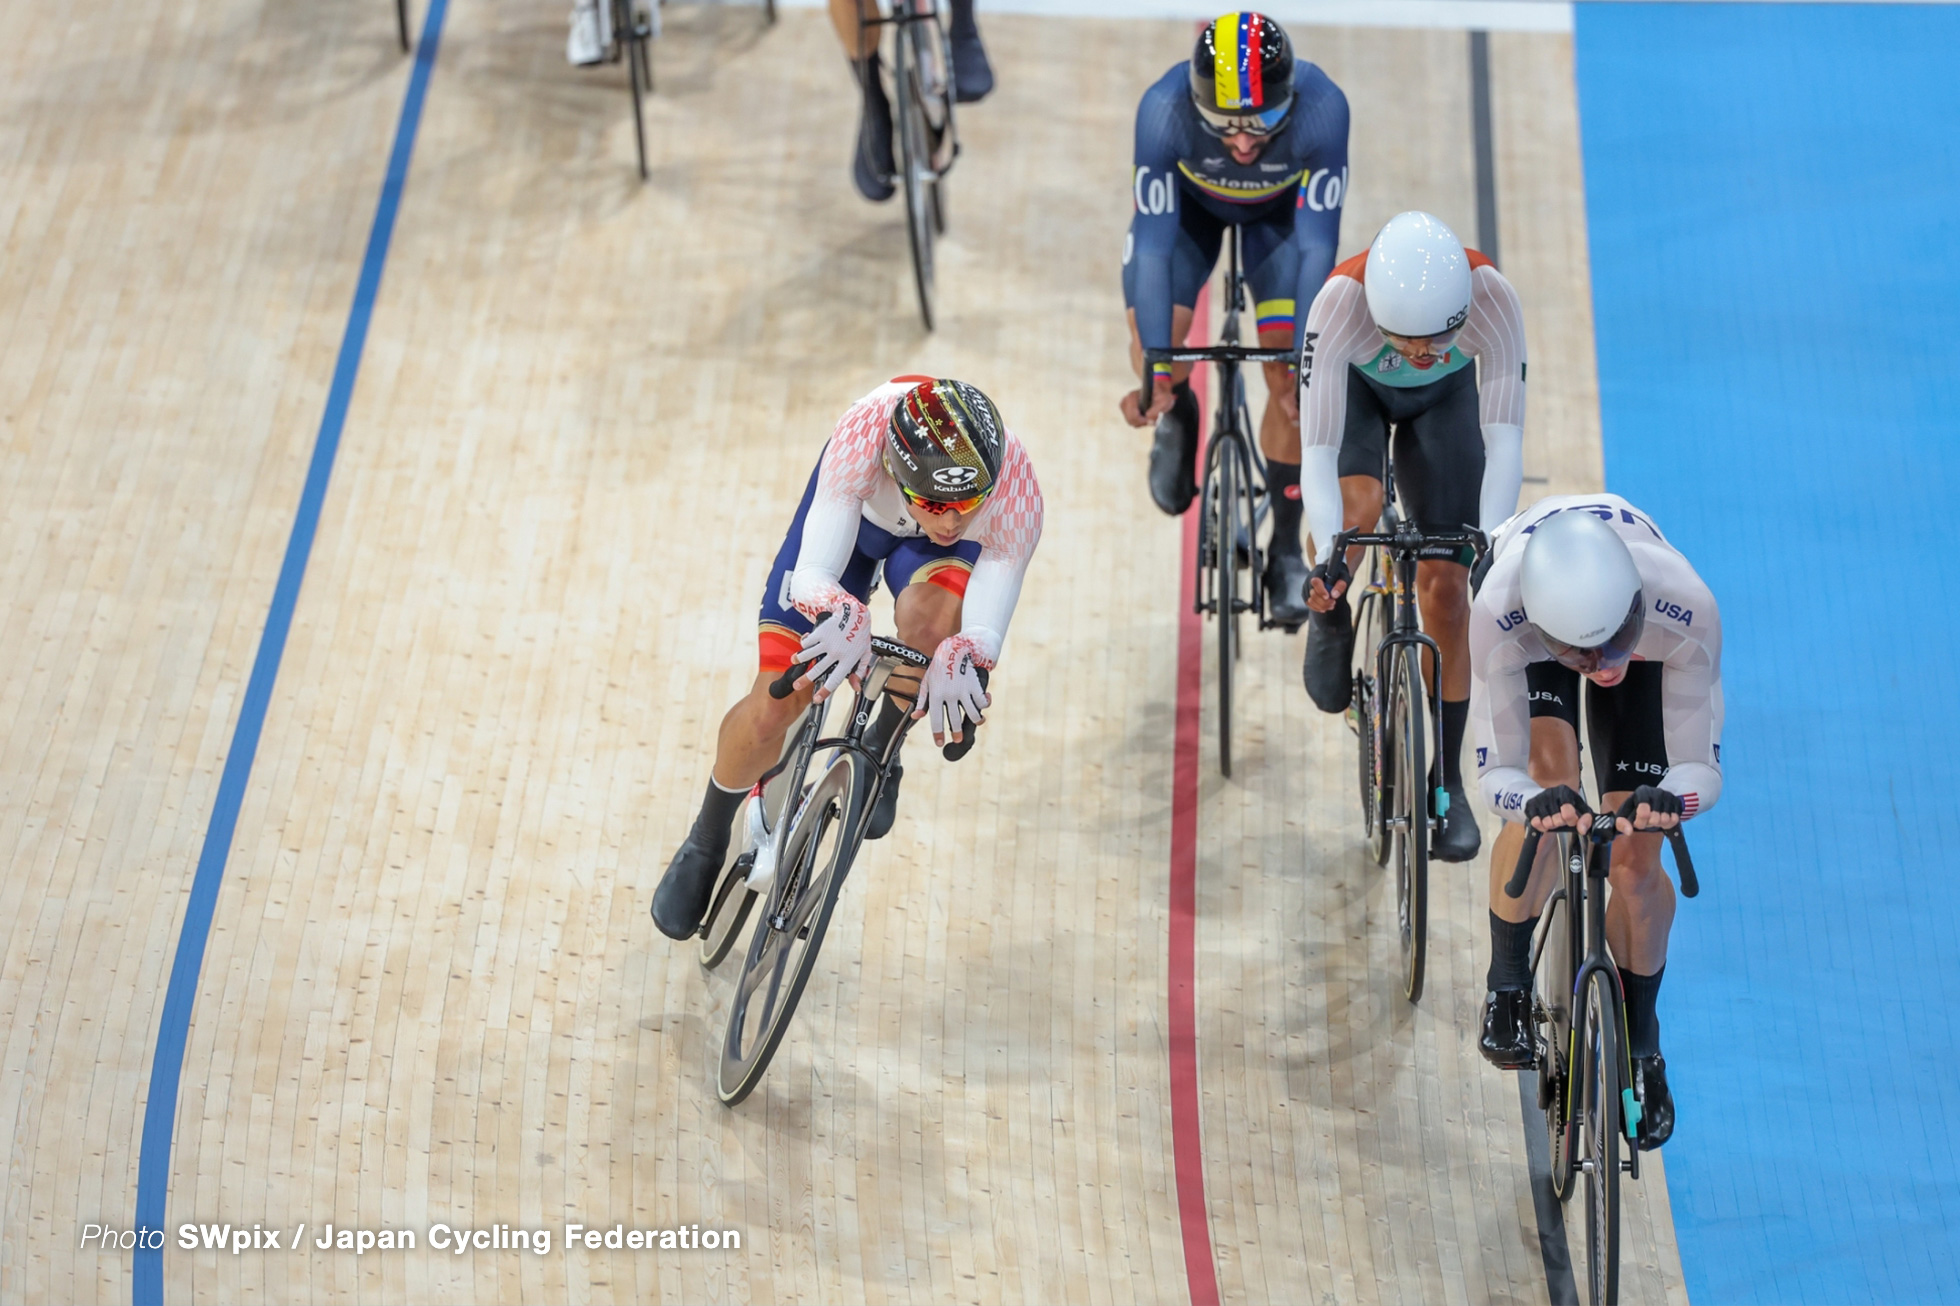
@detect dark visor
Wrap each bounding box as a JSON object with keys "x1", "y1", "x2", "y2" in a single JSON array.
[{"x1": 1535, "y1": 591, "x2": 1646, "y2": 675}]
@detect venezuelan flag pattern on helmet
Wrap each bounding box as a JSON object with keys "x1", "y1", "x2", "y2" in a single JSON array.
[{"x1": 1212, "y1": 12, "x2": 1270, "y2": 110}]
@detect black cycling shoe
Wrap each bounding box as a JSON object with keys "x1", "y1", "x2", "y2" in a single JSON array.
[
  {"x1": 1479, "y1": 989, "x2": 1536, "y2": 1069},
  {"x1": 947, "y1": 0, "x2": 994, "y2": 103},
  {"x1": 1264, "y1": 548, "x2": 1311, "y2": 630},
  {"x1": 852, "y1": 59, "x2": 896, "y2": 203},
  {"x1": 866, "y1": 762, "x2": 902, "y2": 840},
  {"x1": 1432, "y1": 781, "x2": 1481, "y2": 863},
  {"x1": 1146, "y1": 383, "x2": 1199, "y2": 516},
  {"x1": 1301, "y1": 596, "x2": 1355, "y2": 712},
  {"x1": 1632, "y1": 1053, "x2": 1675, "y2": 1150},
  {"x1": 650, "y1": 834, "x2": 725, "y2": 940}
]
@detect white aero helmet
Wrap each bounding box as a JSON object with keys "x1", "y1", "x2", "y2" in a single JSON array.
[
  {"x1": 1364, "y1": 211, "x2": 1472, "y2": 339},
  {"x1": 1519, "y1": 510, "x2": 1647, "y2": 674}
]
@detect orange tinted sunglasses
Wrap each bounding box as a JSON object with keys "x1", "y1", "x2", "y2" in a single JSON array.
[{"x1": 900, "y1": 484, "x2": 987, "y2": 516}]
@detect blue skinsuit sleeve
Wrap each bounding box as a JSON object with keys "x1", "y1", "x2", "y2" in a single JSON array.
[
  {"x1": 1131, "y1": 77, "x2": 1184, "y2": 359},
  {"x1": 1288, "y1": 77, "x2": 1349, "y2": 342}
]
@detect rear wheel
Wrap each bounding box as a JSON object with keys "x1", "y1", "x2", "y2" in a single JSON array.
[
  {"x1": 896, "y1": 21, "x2": 938, "y2": 329},
  {"x1": 717, "y1": 754, "x2": 865, "y2": 1105},
  {"x1": 1580, "y1": 966, "x2": 1624, "y2": 1303},
  {"x1": 1389, "y1": 644, "x2": 1429, "y2": 1003}
]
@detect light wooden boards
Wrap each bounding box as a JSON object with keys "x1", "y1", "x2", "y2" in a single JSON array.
[{"x1": 0, "y1": 2, "x2": 1686, "y2": 1301}]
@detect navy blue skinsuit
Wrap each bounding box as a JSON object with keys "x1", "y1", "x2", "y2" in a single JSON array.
[{"x1": 1122, "y1": 61, "x2": 1349, "y2": 361}]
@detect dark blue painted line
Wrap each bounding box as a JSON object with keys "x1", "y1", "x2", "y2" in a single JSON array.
[{"x1": 130, "y1": 3, "x2": 449, "y2": 1301}]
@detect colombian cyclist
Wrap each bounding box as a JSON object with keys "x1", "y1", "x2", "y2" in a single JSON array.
[
  {"x1": 1470, "y1": 496, "x2": 1724, "y2": 1150},
  {"x1": 836, "y1": 0, "x2": 994, "y2": 202},
  {"x1": 1299, "y1": 211, "x2": 1527, "y2": 862},
  {"x1": 650, "y1": 378, "x2": 1044, "y2": 939},
  {"x1": 1119, "y1": 11, "x2": 1349, "y2": 629}
]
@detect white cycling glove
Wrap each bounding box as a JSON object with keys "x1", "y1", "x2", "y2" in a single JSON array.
[
  {"x1": 915, "y1": 634, "x2": 991, "y2": 742},
  {"x1": 796, "y1": 596, "x2": 873, "y2": 698}
]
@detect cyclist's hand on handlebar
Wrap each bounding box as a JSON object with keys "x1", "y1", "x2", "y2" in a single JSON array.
[
  {"x1": 1615, "y1": 784, "x2": 1683, "y2": 835},
  {"x1": 795, "y1": 597, "x2": 873, "y2": 701},
  {"x1": 1525, "y1": 784, "x2": 1592, "y2": 834},
  {"x1": 1306, "y1": 557, "x2": 1348, "y2": 612},
  {"x1": 1120, "y1": 376, "x2": 1175, "y2": 429},
  {"x1": 913, "y1": 633, "x2": 991, "y2": 746}
]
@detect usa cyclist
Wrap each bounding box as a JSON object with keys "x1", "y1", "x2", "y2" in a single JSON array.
[
  {"x1": 1470, "y1": 496, "x2": 1724, "y2": 1150},
  {"x1": 1120, "y1": 11, "x2": 1349, "y2": 629},
  {"x1": 1299, "y1": 211, "x2": 1527, "y2": 862},
  {"x1": 836, "y1": 0, "x2": 994, "y2": 202},
  {"x1": 650, "y1": 378, "x2": 1043, "y2": 940}
]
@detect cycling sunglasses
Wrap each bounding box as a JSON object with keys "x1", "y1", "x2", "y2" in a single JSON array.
[
  {"x1": 900, "y1": 483, "x2": 988, "y2": 516},
  {"x1": 1536, "y1": 594, "x2": 1647, "y2": 676},
  {"x1": 1195, "y1": 100, "x2": 1292, "y2": 138},
  {"x1": 1379, "y1": 326, "x2": 1461, "y2": 357}
]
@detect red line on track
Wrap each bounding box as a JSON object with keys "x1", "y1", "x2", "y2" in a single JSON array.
[{"x1": 1168, "y1": 292, "x2": 1219, "y2": 1306}]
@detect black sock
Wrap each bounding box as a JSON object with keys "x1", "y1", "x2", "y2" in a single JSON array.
[
  {"x1": 1441, "y1": 698, "x2": 1469, "y2": 789},
  {"x1": 689, "y1": 777, "x2": 746, "y2": 862},
  {"x1": 1619, "y1": 965, "x2": 1665, "y2": 1059},
  {"x1": 856, "y1": 51, "x2": 887, "y2": 107},
  {"x1": 863, "y1": 695, "x2": 909, "y2": 764},
  {"x1": 1266, "y1": 460, "x2": 1302, "y2": 559},
  {"x1": 949, "y1": 0, "x2": 978, "y2": 38},
  {"x1": 1168, "y1": 378, "x2": 1197, "y2": 427},
  {"x1": 1487, "y1": 910, "x2": 1537, "y2": 992}
]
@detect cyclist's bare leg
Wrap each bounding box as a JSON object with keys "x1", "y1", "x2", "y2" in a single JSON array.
[
  {"x1": 1600, "y1": 788, "x2": 1675, "y2": 973},
  {"x1": 1122, "y1": 306, "x2": 1195, "y2": 426},
  {"x1": 1257, "y1": 326, "x2": 1299, "y2": 461},
  {"x1": 829, "y1": 0, "x2": 879, "y2": 58},
  {"x1": 893, "y1": 579, "x2": 966, "y2": 737},
  {"x1": 1414, "y1": 559, "x2": 1472, "y2": 700},
  {"x1": 710, "y1": 672, "x2": 817, "y2": 792},
  {"x1": 1489, "y1": 715, "x2": 1582, "y2": 923}
]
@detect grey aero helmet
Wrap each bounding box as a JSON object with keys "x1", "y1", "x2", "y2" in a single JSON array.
[{"x1": 1519, "y1": 510, "x2": 1647, "y2": 674}]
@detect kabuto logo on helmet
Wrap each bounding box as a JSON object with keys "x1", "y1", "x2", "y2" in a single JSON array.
[
  {"x1": 933, "y1": 467, "x2": 980, "y2": 489},
  {"x1": 886, "y1": 379, "x2": 1006, "y2": 503}
]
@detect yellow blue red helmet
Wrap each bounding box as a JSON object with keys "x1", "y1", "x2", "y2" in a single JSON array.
[{"x1": 1189, "y1": 13, "x2": 1295, "y2": 137}]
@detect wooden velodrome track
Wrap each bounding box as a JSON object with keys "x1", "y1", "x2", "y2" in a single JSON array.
[{"x1": 1, "y1": 0, "x2": 1689, "y2": 1301}]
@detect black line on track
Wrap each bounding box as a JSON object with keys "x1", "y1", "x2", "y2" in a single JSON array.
[
  {"x1": 1470, "y1": 29, "x2": 1501, "y2": 267},
  {"x1": 1517, "y1": 1069, "x2": 1582, "y2": 1304},
  {"x1": 1471, "y1": 27, "x2": 1574, "y2": 1301}
]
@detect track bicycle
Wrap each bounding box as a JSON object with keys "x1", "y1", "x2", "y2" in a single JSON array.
[
  {"x1": 1505, "y1": 811, "x2": 1699, "y2": 1304},
  {"x1": 702, "y1": 635, "x2": 930, "y2": 1105},
  {"x1": 1325, "y1": 494, "x2": 1485, "y2": 1004},
  {"x1": 861, "y1": 0, "x2": 959, "y2": 330},
  {"x1": 1140, "y1": 225, "x2": 1293, "y2": 778}
]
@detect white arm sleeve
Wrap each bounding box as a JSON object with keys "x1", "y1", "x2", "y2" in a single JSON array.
[
  {"x1": 1479, "y1": 422, "x2": 1524, "y2": 532},
  {"x1": 787, "y1": 393, "x2": 889, "y2": 614},
  {"x1": 1471, "y1": 571, "x2": 1541, "y2": 822},
  {"x1": 1461, "y1": 263, "x2": 1527, "y2": 430},
  {"x1": 1657, "y1": 585, "x2": 1725, "y2": 817},
  {"x1": 1300, "y1": 445, "x2": 1345, "y2": 566},
  {"x1": 957, "y1": 438, "x2": 1044, "y2": 667}
]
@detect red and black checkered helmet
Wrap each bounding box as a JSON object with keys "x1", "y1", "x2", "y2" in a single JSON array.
[{"x1": 883, "y1": 379, "x2": 1006, "y2": 505}]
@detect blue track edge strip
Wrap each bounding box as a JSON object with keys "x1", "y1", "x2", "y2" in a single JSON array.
[{"x1": 130, "y1": 4, "x2": 448, "y2": 1300}]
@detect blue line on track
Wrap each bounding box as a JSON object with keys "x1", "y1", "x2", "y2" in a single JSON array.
[
  {"x1": 130, "y1": 3, "x2": 449, "y2": 1300},
  {"x1": 1576, "y1": 4, "x2": 1960, "y2": 1302}
]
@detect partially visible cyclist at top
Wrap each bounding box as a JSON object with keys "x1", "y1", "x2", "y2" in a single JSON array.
[
  {"x1": 1119, "y1": 11, "x2": 1349, "y2": 629},
  {"x1": 649, "y1": 377, "x2": 1043, "y2": 941},
  {"x1": 1469, "y1": 495, "x2": 1724, "y2": 1152},
  {"x1": 835, "y1": 0, "x2": 994, "y2": 202},
  {"x1": 1298, "y1": 211, "x2": 1527, "y2": 862}
]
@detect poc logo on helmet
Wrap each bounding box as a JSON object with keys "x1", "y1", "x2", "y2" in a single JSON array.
[{"x1": 932, "y1": 466, "x2": 979, "y2": 489}]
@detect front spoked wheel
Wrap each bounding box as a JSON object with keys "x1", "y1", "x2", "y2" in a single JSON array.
[
  {"x1": 1580, "y1": 967, "x2": 1624, "y2": 1303},
  {"x1": 1213, "y1": 435, "x2": 1242, "y2": 776},
  {"x1": 1388, "y1": 644, "x2": 1429, "y2": 1003},
  {"x1": 1537, "y1": 874, "x2": 1579, "y2": 1198},
  {"x1": 717, "y1": 755, "x2": 866, "y2": 1105}
]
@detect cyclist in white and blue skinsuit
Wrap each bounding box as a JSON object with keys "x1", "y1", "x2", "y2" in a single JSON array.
[
  {"x1": 1470, "y1": 493, "x2": 1725, "y2": 1151},
  {"x1": 1118, "y1": 11, "x2": 1348, "y2": 628}
]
